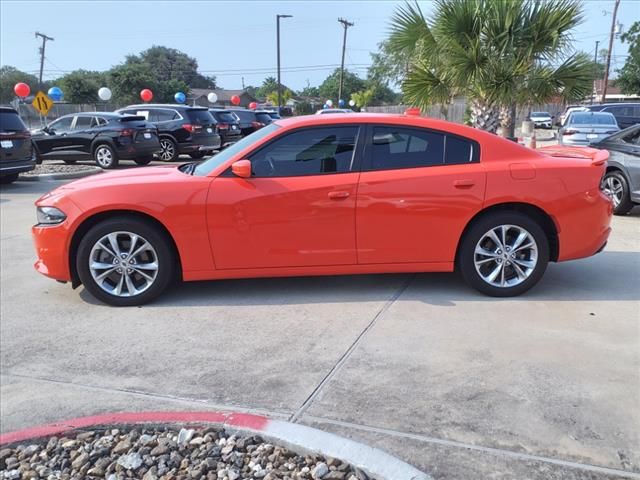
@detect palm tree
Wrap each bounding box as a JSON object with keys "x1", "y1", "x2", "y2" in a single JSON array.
[
  {"x1": 351, "y1": 88, "x2": 375, "y2": 109},
  {"x1": 389, "y1": 0, "x2": 593, "y2": 134}
]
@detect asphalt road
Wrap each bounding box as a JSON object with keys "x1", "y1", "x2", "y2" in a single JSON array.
[{"x1": 1, "y1": 175, "x2": 639, "y2": 480}]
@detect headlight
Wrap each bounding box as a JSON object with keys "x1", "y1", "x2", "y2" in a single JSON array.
[{"x1": 36, "y1": 206, "x2": 67, "y2": 225}]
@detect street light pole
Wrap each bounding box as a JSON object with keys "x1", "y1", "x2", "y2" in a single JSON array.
[
  {"x1": 602, "y1": 0, "x2": 621, "y2": 103},
  {"x1": 276, "y1": 14, "x2": 292, "y2": 114},
  {"x1": 591, "y1": 40, "x2": 600, "y2": 105}
]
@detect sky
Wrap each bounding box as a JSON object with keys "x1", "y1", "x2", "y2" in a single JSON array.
[{"x1": 1, "y1": 0, "x2": 638, "y2": 92}]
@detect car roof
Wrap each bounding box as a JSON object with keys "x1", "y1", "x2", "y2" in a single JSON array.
[
  {"x1": 123, "y1": 104, "x2": 208, "y2": 110},
  {"x1": 0, "y1": 106, "x2": 18, "y2": 114},
  {"x1": 73, "y1": 112, "x2": 126, "y2": 118}
]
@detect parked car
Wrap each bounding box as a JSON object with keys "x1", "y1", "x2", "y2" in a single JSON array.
[
  {"x1": 529, "y1": 111, "x2": 553, "y2": 129},
  {"x1": 229, "y1": 109, "x2": 267, "y2": 136},
  {"x1": 315, "y1": 108, "x2": 355, "y2": 115},
  {"x1": 117, "y1": 105, "x2": 220, "y2": 161},
  {"x1": 208, "y1": 109, "x2": 242, "y2": 148},
  {"x1": 33, "y1": 113, "x2": 612, "y2": 306},
  {"x1": 557, "y1": 105, "x2": 588, "y2": 126},
  {"x1": 31, "y1": 112, "x2": 160, "y2": 169},
  {"x1": 558, "y1": 111, "x2": 620, "y2": 146},
  {"x1": 0, "y1": 106, "x2": 35, "y2": 183},
  {"x1": 586, "y1": 103, "x2": 640, "y2": 129},
  {"x1": 264, "y1": 111, "x2": 281, "y2": 121},
  {"x1": 255, "y1": 110, "x2": 276, "y2": 125},
  {"x1": 593, "y1": 124, "x2": 640, "y2": 215}
]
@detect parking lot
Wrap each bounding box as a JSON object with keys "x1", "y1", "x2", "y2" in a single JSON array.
[{"x1": 1, "y1": 172, "x2": 639, "y2": 479}]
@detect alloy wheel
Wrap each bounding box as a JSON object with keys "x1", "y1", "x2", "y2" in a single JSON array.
[
  {"x1": 159, "y1": 140, "x2": 175, "y2": 161},
  {"x1": 474, "y1": 224, "x2": 538, "y2": 288},
  {"x1": 95, "y1": 146, "x2": 113, "y2": 168},
  {"x1": 89, "y1": 231, "x2": 159, "y2": 297},
  {"x1": 602, "y1": 175, "x2": 623, "y2": 207}
]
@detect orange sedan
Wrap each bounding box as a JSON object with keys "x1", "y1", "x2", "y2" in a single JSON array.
[{"x1": 32, "y1": 113, "x2": 613, "y2": 306}]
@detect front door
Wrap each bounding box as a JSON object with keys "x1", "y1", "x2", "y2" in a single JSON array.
[
  {"x1": 356, "y1": 125, "x2": 486, "y2": 264},
  {"x1": 36, "y1": 116, "x2": 75, "y2": 159},
  {"x1": 207, "y1": 125, "x2": 362, "y2": 270}
]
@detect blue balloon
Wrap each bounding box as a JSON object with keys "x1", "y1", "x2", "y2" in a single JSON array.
[
  {"x1": 323, "y1": 104, "x2": 329, "y2": 109},
  {"x1": 338, "y1": 99, "x2": 345, "y2": 107},
  {"x1": 48, "y1": 86, "x2": 63, "y2": 102},
  {"x1": 174, "y1": 91, "x2": 186, "y2": 103}
]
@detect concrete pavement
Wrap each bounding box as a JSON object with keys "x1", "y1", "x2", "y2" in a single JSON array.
[{"x1": 1, "y1": 178, "x2": 639, "y2": 479}]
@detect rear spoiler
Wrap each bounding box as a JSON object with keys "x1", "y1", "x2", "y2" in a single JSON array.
[
  {"x1": 538, "y1": 146, "x2": 609, "y2": 166},
  {"x1": 119, "y1": 115, "x2": 147, "y2": 122}
]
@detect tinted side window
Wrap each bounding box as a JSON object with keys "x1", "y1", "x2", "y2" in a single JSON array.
[
  {"x1": 73, "y1": 116, "x2": 92, "y2": 129},
  {"x1": 49, "y1": 116, "x2": 73, "y2": 133},
  {"x1": 249, "y1": 126, "x2": 359, "y2": 177},
  {"x1": 445, "y1": 136, "x2": 475, "y2": 164},
  {"x1": 370, "y1": 127, "x2": 444, "y2": 169}
]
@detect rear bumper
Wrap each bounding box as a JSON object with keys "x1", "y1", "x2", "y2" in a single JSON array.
[
  {"x1": 178, "y1": 135, "x2": 222, "y2": 153},
  {"x1": 0, "y1": 158, "x2": 36, "y2": 175},
  {"x1": 116, "y1": 143, "x2": 161, "y2": 160}
]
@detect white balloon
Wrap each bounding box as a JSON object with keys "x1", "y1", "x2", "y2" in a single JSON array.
[
  {"x1": 207, "y1": 92, "x2": 218, "y2": 103},
  {"x1": 349, "y1": 99, "x2": 356, "y2": 107},
  {"x1": 326, "y1": 99, "x2": 333, "y2": 107},
  {"x1": 98, "y1": 87, "x2": 112, "y2": 101}
]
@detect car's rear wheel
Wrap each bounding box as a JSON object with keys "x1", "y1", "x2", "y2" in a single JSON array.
[
  {"x1": 188, "y1": 151, "x2": 206, "y2": 159},
  {"x1": 76, "y1": 218, "x2": 175, "y2": 306},
  {"x1": 602, "y1": 171, "x2": 633, "y2": 215},
  {"x1": 158, "y1": 138, "x2": 178, "y2": 162},
  {"x1": 134, "y1": 156, "x2": 153, "y2": 166},
  {"x1": 458, "y1": 212, "x2": 549, "y2": 297},
  {"x1": 0, "y1": 173, "x2": 19, "y2": 184},
  {"x1": 94, "y1": 144, "x2": 119, "y2": 169}
]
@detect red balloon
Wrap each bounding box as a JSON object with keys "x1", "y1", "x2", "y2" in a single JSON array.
[
  {"x1": 14, "y1": 82, "x2": 30, "y2": 98},
  {"x1": 140, "y1": 89, "x2": 153, "y2": 102},
  {"x1": 249, "y1": 101, "x2": 258, "y2": 110},
  {"x1": 231, "y1": 95, "x2": 241, "y2": 106}
]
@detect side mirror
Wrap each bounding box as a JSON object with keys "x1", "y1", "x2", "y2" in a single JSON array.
[{"x1": 231, "y1": 159, "x2": 251, "y2": 178}]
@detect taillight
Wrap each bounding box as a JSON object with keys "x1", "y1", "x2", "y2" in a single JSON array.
[
  {"x1": 251, "y1": 121, "x2": 264, "y2": 129},
  {"x1": 217, "y1": 123, "x2": 229, "y2": 130},
  {"x1": 562, "y1": 129, "x2": 578, "y2": 136},
  {"x1": 119, "y1": 128, "x2": 133, "y2": 137},
  {"x1": 182, "y1": 124, "x2": 194, "y2": 132}
]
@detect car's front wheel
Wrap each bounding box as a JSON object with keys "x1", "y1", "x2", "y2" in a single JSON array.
[
  {"x1": 158, "y1": 138, "x2": 178, "y2": 162},
  {"x1": 458, "y1": 212, "x2": 549, "y2": 297},
  {"x1": 94, "y1": 144, "x2": 119, "y2": 169},
  {"x1": 76, "y1": 217, "x2": 176, "y2": 306},
  {"x1": 602, "y1": 171, "x2": 633, "y2": 215}
]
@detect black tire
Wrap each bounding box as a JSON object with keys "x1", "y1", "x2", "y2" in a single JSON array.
[
  {"x1": 134, "y1": 156, "x2": 153, "y2": 166},
  {"x1": 158, "y1": 138, "x2": 178, "y2": 162},
  {"x1": 602, "y1": 171, "x2": 633, "y2": 215},
  {"x1": 63, "y1": 160, "x2": 77, "y2": 165},
  {"x1": 0, "y1": 173, "x2": 19, "y2": 184},
  {"x1": 93, "y1": 143, "x2": 119, "y2": 169},
  {"x1": 76, "y1": 217, "x2": 176, "y2": 306},
  {"x1": 458, "y1": 212, "x2": 549, "y2": 297},
  {"x1": 189, "y1": 151, "x2": 206, "y2": 159}
]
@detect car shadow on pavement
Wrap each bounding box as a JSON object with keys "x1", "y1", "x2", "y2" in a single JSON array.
[{"x1": 77, "y1": 250, "x2": 639, "y2": 308}]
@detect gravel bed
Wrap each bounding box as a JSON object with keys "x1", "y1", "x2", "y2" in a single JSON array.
[
  {"x1": 22, "y1": 164, "x2": 101, "y2": 176},
  {"x1": 0, "y1": 426, "x2": 368, "y2": 480}
]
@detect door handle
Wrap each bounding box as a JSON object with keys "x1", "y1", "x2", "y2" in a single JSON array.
[
  {"x1": 328, "y1": 191, "x2": 350, "y2": 200},
  {"x1": 453, "y1": 179, "x2": 475, "y2": 188}
]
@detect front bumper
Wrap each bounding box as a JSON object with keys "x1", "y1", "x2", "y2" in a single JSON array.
[
  {"x1": 32, "y1": 222, "x2": 72, "y2": 282},
  {"x1": 533, "y1": 121, "x2": 552, "y2": 128}
]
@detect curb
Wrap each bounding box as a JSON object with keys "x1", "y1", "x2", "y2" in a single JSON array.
[
  {"x1": 21, "y1": 168, "x2": 103, "y2": 182},
  {"x1": 0, "y1": 411, "x2": 431, "y2": 480}
]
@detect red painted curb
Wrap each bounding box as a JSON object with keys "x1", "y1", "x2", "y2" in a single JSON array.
[{"x1": 0, "y1": 411, "x2": 268, "y2": 446}]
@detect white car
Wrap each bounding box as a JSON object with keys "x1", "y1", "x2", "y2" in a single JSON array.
[
  {"x1": 315, "y1": 108, "x2": 354, "y2": 115},
  {"x1": 559, "y1": 106, "x2": 588, "y2": 126},
  {"x1": 529, "y1": 111, "x2": 553, "y2": 129}
]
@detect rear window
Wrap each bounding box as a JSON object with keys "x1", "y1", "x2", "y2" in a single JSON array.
[
  {"x1": 570, "y1": 113, "x2": 617, "y2": 125},
  {"x1": 531, "y1": 112, "x2": 550, "y2": 116},
  {"x1": 231, "y1": 110, "x2": 255, "y2": 122},
  {"x1": 186, "y1": 109, "x2": 214, "y2": 125},
  {"x1": 255, "y1": 112, "x2": 272, "y2": 124},
  {"x1": 0, "y1": 110, "x2": 27, "y2": 132},
  {"x1": 212, "y1": 111, "x2": 237, "y2": 123}
]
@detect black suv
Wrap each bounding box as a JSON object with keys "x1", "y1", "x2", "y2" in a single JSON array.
[
  {"x1": 587, "y1": 103, "x2": 640, "y2": 129},
  {"x1": 118, "y1": 105, "x2": 220, "y2": 161},
  {"x1": 32, "y1": 112, "x2": 160, "y2": 169},
  {"x1": 229, "y1": 109, "x2": 273, "y2": 137},
  {"x1": 0, "y1": 106, "x2": 36, "y2": 183},
  {"x1": 209, "y1": 109, "x2": 242, "y2": 147}
]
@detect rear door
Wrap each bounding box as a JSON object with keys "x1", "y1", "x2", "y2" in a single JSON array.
[
  {"x1": 68, "y1": 115, "x2": 96, "y2": 158},
  {"x1": 356, "y1": 125, "x2": 486, "y2": 264}
]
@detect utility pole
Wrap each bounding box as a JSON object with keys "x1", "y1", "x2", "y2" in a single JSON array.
[
  {"x1": 276, "y1": 14, "x2": 293, "y2": 113},
  {"x1": 337, "y1": 18, "x2": 354, "y2": 106},
  {"x1": 602, "y1": 0, "x2": 621, "y2": 103},
  {"x1": 591, "y1": 40, "x2": 600, "y2": 105},
  {"x1": 35, "y1": 32, "x2": 54, "y2": 87}
]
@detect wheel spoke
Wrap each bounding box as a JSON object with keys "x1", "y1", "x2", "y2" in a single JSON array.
[
  {"x1": 107, "y1": 233, "x2": 122, "y2": 257},
  {"x1": 134, "y1": 262, "x2": 158, "y2": 271},
  {"x1": 127, "y1": 234, "x2": 139, "y2": 255},
  {"x1": 91, "y1": 261, "x2": 115, "y2": 270},
  {"x1": 475, "y1": 246, "x2": 500, "y2": 258},
  {"x1": 514, "y1": 241, "x2": 534, "y2": 253},
  {"x1": 113, "y1": 274, "x2": 125, "y2": 296},
  {"x1": 510, "y1": 230, "x2": 529, "y2": 250},
  {"x1": 486, "y1": 229, "x2": 504, "y2": 250},
  {"x1": 95, "y1": 267, "x2": 117, "y2": 282},
  {"x1": 512, "y1": 261, "x2": 528, "y2": 280},
  {"x1": 131, "y1": 267, "x2": 154, "y2": 281},
  {"x1": 513, "y1": 258, "x2": 535, "y2": 269},
  {"x1": 130, "y1": 241, "x2": 151, "y2": 259},
  {"x1": 486, "y1": 263, "x2": 503, "y2": 283},
  {"x1": 124, "y1": 273, "x2": 138, "y2": 296}
]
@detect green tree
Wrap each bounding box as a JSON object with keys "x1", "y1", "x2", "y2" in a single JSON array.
[
  {"x1": 388, "y1": 0, "x2": 593, "y2": 133},
  {"x1": 56, "y1": 70, "x2": 107, "y2": 103},
  {"x1": 108, "y1": 62, "x2": 159, "y2": 105},
  {"x1": 255, "y1": 77, "x2": 292, "y2": 99},
  {"x1": 299, "y1": 85, "x2": 320, "y2": 97},
  {"x1": 266, "y1": 89, "x2": 293, "y2": 105},
  {"x1": 351, "y1": 88, "x2": 375, "y2": 109},
  {"x1": 617, "y1": 21, "x2": 640, "y2": 94},
  {"x1": 136, "y1": 46, "x2": 216, "y2": 89},
  {"x1": 318, "y1": 69, "x2": 366, "y2": 103},
  {"x1": 0, "y1": 66, "x2": 40, "y2": 103}
]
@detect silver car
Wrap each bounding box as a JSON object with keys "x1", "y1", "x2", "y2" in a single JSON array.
[
  {"x1": 559, "y1": 111, "x2": 620, "y2": 146},
  {"x1": 529, "y1": 111, "x2": 553, "y2": 129}
]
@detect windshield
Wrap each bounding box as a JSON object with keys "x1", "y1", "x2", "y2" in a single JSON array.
[
  {"x1": 569, "y1": 113, "x2": 617, "y2": 125},
  {"x1": 193, "y1": 123, "x2": 280, "y2": 176}
]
